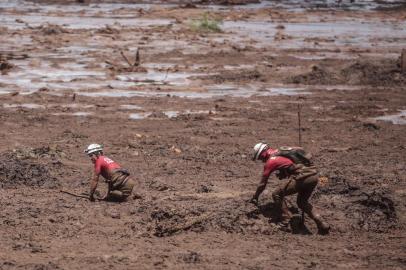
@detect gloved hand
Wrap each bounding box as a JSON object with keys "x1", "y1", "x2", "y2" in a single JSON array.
[{"x1": 248, "y1": 197, "x2": 258, "y2": 206}]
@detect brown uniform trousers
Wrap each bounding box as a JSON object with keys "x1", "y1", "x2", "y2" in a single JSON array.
[
  {"x1": 272, "y1": 165, "x2": 329, "y2": 234},
  {"x1": 107, "y1": 169, "x2": 135, "y2": 201}
]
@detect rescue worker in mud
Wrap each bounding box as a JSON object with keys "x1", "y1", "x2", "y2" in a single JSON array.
[
  {"x1": 85, "y1": 143, "x2": 135, "y2": 202},
  {"x1": 250, "y1": 143, "x2": 330, "y2": 234}
]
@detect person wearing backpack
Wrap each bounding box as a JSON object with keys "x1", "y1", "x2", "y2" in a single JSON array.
[{"x1": 250, "y1": 142, "x2": 330, "y2": 235}]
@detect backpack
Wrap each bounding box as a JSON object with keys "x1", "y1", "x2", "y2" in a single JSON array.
[{"x1": 274, "y1": 146, "x2": 313, "y2": 167}]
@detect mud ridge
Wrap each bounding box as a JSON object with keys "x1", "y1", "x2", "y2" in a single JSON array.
[{"x1": 288, "y1": 59, "x2": 406, "y2": 86}]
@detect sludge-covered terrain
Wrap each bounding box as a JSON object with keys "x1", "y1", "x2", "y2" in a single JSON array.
[{"x1": 0, "y1": 0, "x2": 405, "y2": 269}]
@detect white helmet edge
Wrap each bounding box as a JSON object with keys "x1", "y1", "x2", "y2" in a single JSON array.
[
  {"x1": 253, "y1": 142, "x2": 268, "y2": 161},
  {"x1": 84, "y1": 143, "x2": 103, "y2": 155}
]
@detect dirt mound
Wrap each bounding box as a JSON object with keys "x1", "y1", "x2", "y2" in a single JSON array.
[
  {"x1": 0, "y1": 57, "x2": 14, "y2": 75},
  {"x1": 318, "y1": 176, "x2": 398, "y2": 232},
  {"x1": 288, "y1": 65, "x2": 341, "y2": 85},
  {"x1": 349, "y1": 189, "x2": 397, "y2": 232},
  {"x1": 340, "y1": 60, "x2": 406, "y2": 86},
  {"x1": 0, "y1": 149, "x2": 60, "y2": 189},
  {"x1": 35, "y1": 23, "x2": 69, "y2": 35},
  {"x1": 288, "y1": 60, "x2": 406, "y2": 86}
]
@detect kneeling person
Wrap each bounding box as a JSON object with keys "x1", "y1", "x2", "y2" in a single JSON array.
[{"x1": 85, "y1": 144, "x2": 135, "y2": 202}]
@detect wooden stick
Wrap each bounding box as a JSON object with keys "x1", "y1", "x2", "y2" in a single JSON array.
[
  {"x1": 298, "y1": 103, "x2": 302, "y2": 147},
  {"x1": 60, "y1": 190, "x2": 102, "y2": 201},
  {"x1": 134, "y1": 48, "x2": 140, "y2": 67},
  {"x1": 120, "y1": 50, "x2": 133, "y2": 67}
]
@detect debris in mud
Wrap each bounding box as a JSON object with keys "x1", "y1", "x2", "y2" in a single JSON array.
[
  {"x1": 36, "y1": 23, "x2": 69, "y2": 35},
  {"x1": 12, "y1": 145, "x2": 66, "y2": 160},
  {"x1": 0, "y1": 57, "x2": 14, "y2": 75},
  {"x1": 197, "y1": 184, "x2": 213, "y2": 193},
  {"x1": 106, "y1": 49, "x2": 147, "y2": 73},
  {"x1": 0, "y1": 150, "x2": 60, "y2": 189},
  {"x1": 96, "y1": 25, "x2": 120, "y2": 34},
  {"x1": 181, "y1": 251, "x2": 201, "y2": 264}
]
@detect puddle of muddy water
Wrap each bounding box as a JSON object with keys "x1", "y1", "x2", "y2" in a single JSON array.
[
  {"x1": 222, "y1": 20, "x2": 406, "y2": 50},
  {"x1": 163, "y1": 110, "x2": 212, "y2": 118},
  {"x1": 120, "y1": 104, "x2": 143, "y2": 110},
  {"x1": 2, "y1": 0, "x2": 402, "y2": 14},
  {"x1": 3, "y1": 103, "x2": 45, "y2": 109},
  {"x1": 0, "y1": 61, "x2": 197, "y2": 92},
  {"x1": 129, "y1": 110, "x2": 213, "y2": 120},
  {"x1": 372, "y1": 110, "x2": 406, "y2": 125},
  {"x1": 116, "y1": 71, "x2": 199, "y2": 87},
  {"x1": 1, "y1": 14, "x2": 173, "y2": 30},
  {"x1": 0, "y1": 1, "x2": 176, "y2": 15},
  {"x1": 129, "y1": 112, "x2": 151, "y2": 120},
  {"x1": 204, "y1": 0, "x2": 404, "y2": 12},
  {"x1": 52, "y1": 112, "x2": 93, "y2": 117},
  {"x1": 76, "y1": 84, "x2": 308, "y2": 99}
]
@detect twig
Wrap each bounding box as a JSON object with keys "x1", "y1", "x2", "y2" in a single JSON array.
[
  {"x1": 60, "y1": 190, "x2": 102, "y2": 201},
  {"x1": 297, "y1": 103, "x2": 302, "y2": 147},
  {"x1": 134, "y1": 48, "x2": 140, "y2": 67},
  {"x1": 120, "y1": 50, "x2": 133, "y2": 67}
]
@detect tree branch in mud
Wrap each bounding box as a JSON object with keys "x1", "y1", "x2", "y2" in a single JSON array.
[
  {"x1": 60, "y1": 190, "x2": 103, "y2": 201},
  {"x1": 120, "y1": 50, "x2": 133, "y2": 68},
  {"x1": 134, "y1": 48, "x2": 140, "y2": 67}
]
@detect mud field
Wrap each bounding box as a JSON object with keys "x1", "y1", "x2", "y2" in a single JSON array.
[{"x1": 1, "y1": 0, "x2": 406, "y2": 269}]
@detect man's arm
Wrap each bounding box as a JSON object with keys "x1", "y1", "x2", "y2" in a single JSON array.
[
  {"x1": 89, "y1": 172, "x2": 99, "y2": 201},
  {"x1": 250, "y1": 161, "x2": 275, "y2": 205},
  {"x1": 251, "y1": 175, "x2": 269, "y2": 204}
]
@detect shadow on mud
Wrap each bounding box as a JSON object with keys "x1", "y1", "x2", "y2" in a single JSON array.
[{"x1": 248, "y1": 202, "x2": 312, "y2": 235}]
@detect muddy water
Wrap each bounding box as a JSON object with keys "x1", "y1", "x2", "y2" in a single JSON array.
[
  {"x1": 1, "y1": 1, "x2": 405, "y2": 100},
  {"x1": 222, "y1": 20, "x2": 406, "y2": 50},
  {"x1": 372, "y1": 110, "x2": 406, "y2": 125}
]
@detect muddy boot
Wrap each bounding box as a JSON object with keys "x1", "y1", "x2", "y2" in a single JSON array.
[
  {"x1": 300, "y1": 202, "x2": 330, "y2": 235},
  {"x1": 314, "y1": 215, "x2": 330, "y2": 235},
  {"x1": 107, "y1": 190, "x2": 126, "y2": 202}
]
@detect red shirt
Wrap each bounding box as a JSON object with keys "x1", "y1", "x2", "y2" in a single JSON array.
[
  {"x1": 94, "y1": 155, "x2": 121, "y2": 179},
  {"x1": 263, "y1": 155, "x2": 293, "y2": 179}
]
